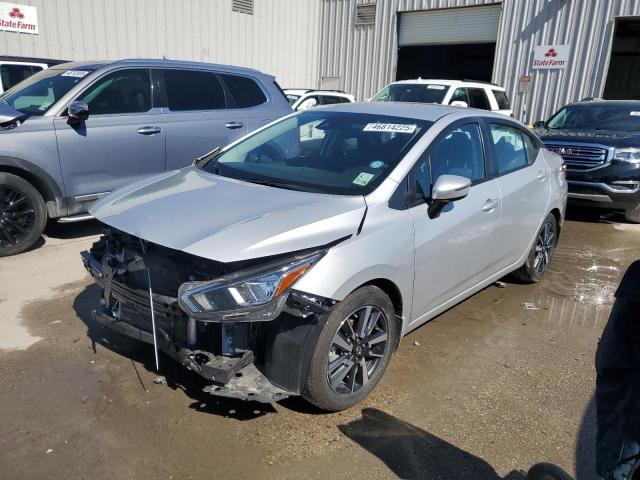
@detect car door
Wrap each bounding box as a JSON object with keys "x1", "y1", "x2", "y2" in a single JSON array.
[
  {"x1": 54, "y1": 68, "x2": 165, "y2": 199},
  {"x1": 160, "y1": 68, "x2": 247, "y2": 171},
  {"x1": 486, "y1": 122, "x2": 550, "y2": 269},
  {"x1": 409, "y1": 120, "x2": 502, "y2": 327}
]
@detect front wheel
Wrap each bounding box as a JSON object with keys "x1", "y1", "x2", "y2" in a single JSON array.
[
  {"x1": 0, "y1": 173, "x2": 47, "y2": 257},
  {"x1": 512, "y1": 213, "x2": 558, "y2": 283},
  {"x1": 303, "y1": 286, "x2": 399, "y2": 411}
]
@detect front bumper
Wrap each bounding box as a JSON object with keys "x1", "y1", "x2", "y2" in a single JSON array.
[
  {"x1": 566, "y1": 162, "x2": 640, "y2": 211},
  {"x1": 81, "y1": 248, "x2": 332, "y2": 404}
]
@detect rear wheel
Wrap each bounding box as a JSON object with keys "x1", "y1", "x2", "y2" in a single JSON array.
[
  {"x1": 624, "y1": 201, "x2": 640, "y2": 223},
  {"x1": 303, "y1": 286, "x2": 399, "y2": 411},
  {"x1": 512, "y1": 213, "x2": 557, "y2": 283},
  {"x1": 0, "y1": 173, "x2": 47, "y2": 257}
]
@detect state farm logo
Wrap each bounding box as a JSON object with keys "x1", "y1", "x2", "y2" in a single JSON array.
[
  {"x1": 544, "y1": 48, "x2": 557, "y2": 58},
  {"x1": 0, "y1": 3, "x2": 38, "y2": 33}
]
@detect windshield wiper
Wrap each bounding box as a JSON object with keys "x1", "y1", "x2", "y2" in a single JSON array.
[
  {"x1": 243, "y1": 178, "x2": 323, "y2": 193},
  {"x1": 194, "y1": 146, "x2": 222, "y2": 172}
]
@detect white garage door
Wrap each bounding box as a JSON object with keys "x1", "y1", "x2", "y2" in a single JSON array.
[{"x1": 398, "y1": 4, "x2": 502, "y2": 46}]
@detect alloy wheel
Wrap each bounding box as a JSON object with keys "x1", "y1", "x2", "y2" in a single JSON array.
[
  {"x1": 327, "y1": 305, "x2": 388, "y2": 395},
  {"x1": 0, "y1": 184, "x2": 36, "y2": 249},
  {"x1": 534, "y1": 221, "x2": 555, "y2": 276}
]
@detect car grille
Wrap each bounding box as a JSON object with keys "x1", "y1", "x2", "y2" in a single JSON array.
[{"x1": 545, "y1": 144, "x2": 609, "y2": 170}]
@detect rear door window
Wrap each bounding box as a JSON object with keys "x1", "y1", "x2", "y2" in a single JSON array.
[
  {"x1": 320, "y1": 95, "x2": 344, "y2": 105},
  {"x1": 493, "y1": 90, "x2": 510, "y2": 110},
  {"x1": 163, "y1": 69, "x2": 226, "y2": 111},
  {"x1": 0, "y1": 63, "x2": 43, "y2": 91},
  {"x1": 489, "y1": 124, "x2": 528, "y2": 174},
  {"x1": 220, "y1": 73, "x2": 267, "y2": 108},
  {"x1": 78, "y1": 68, "x2": 151, "y2": 115},
  {"x1": 467, "y1": 88, "x2": 491, "y2": 110}
]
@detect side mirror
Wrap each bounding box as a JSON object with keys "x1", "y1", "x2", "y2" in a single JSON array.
[
  {"x1": 296, "y1": 98, "x2": 318, "y2": 111},
  {"x1": 429, "y1": 174, "x2": 471, "y2": 218},
  {"x1": 67, "y1": 100, "x2": 89, "y2": 125},
  {"x1": 450, "y1": 100, "x2": 469, "y2": 108},
  {"x1": 533, "y1": 120, "x2": 545, "y2": 128}
]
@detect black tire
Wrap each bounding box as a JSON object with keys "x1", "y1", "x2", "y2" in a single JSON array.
[
  {"x1": 624, "y1": 202, "x2": 640, "y2": 223},
  {"x1": 512, "y1": 213, "x2": 558, "y2": 283},
  {"x1": 303, "y1": 285, "x2": 399, "y2": 411},
  {"x1": 0, "y1": 173, "x2": 47, "y2": 257},
  {"x1": 526, "y1": 463, "x2": 573, "y2": 480}
]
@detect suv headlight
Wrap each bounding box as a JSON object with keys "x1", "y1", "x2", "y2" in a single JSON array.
[
  {"x1": 178, "y1": 251, "x2": 324, "y2": 322},
  {"x1": 614, "y1": 148, "x2": 640, "y2": 164}
]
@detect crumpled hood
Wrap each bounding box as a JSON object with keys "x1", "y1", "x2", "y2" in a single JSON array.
[
  {"x1": 0, "y1": 100, "x2": 25, "y2": 127},
  {"x1": 90, "y1": 167, "x2": 366, "y2": 262}
]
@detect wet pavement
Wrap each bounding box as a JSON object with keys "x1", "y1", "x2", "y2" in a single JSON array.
[{"x1": 0, "y1": 212, "x2": 638, "y2": 479}]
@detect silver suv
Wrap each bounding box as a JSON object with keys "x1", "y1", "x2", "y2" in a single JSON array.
[
  {"x1": 0, "y1": 59, "x2": 291, "y2": 256},
  {"x1": 82, "y1": 103, "x2": 567, "y2": 411}
]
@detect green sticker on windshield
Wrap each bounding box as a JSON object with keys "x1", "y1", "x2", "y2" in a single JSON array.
[{"x1": 353, "y1": 172, "x2": 375, "y2": 186}]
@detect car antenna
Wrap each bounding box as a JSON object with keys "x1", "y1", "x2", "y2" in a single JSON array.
[{"x1": 194, "y1": 146, "x2": 222, "y2": 168}]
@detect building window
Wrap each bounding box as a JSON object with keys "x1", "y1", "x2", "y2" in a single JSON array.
[
  {"x1": 355, "y1": 3, "x2": 376, "y2": 26},
  {"x1": 232, "y1": 0, "x2": 254, "y2": 15}
]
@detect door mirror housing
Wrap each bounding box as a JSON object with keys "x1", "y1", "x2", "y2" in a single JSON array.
[
  {"x1": 296, "y1": 97, "x2": 318, "y2": 111},
  {"x1": 533, "y1": 120, "x2": 545, "y2": 128},
  {"x1": 450, "y1": 100, "x2": 469, "y2": 108},
  {"x1": 429, "y1": 174, "x2": 471, "y2": 218},
  {"x1": 67, "y1": 101, "x2": 89, "y2": 125}
]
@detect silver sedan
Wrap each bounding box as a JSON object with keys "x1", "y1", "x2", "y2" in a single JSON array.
[{"x1": 83, "y1": 103, "x2": 567, "y2": 411}]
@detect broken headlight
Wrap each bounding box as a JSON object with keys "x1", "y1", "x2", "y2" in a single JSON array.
[{"x1": 178, "y1": 252, "x2": 324, "y2": 322}]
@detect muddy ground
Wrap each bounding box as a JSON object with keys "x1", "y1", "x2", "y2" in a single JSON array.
[{"x1": 0, "y1": 211, "x2": 638, "y2": 479}]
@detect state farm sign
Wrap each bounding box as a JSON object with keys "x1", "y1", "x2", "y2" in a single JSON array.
[
  {"x1": 0, "y1": 2, "x2": 38, "y2": 34},
  {"x1": 532, "y1": 45, "x2": 569, "y2": 69}
]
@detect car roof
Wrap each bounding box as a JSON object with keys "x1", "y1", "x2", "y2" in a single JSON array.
[
  {"x1": 391, "y1": 79, "x2": 505, "y2": 90},
  {"x1": 567, "y1": 99, "x2": 640, "y2": 107},
  {"x1": 49, "y1": 58, "x2": 270, "y2": 78},
  {"x1": 312, "y1": 101, "x2": 464, "y2": 121}
]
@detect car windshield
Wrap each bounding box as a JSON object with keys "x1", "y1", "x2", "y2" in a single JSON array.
[
  {"x1": 0, "y1": 67, "x2": 93, "y2": 116},
  {"x1": 372, "y1": 83, "x2": 448, "y2": 104},
  {"x1": 286, "y1": 94, "x2": 301, "y2": 105},
  {"x1": 546, "y1": 103, "x2": 640, "y2": 133},
  {"x1": 203, "y1": 110, "x2": 432, "y2": 195}
]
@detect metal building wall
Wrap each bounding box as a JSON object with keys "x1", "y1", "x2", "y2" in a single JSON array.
[
  {"x1": 0, "y1": 0, "x2": 321, "y2": 88},
  {"x1": 319, "y1": 0, "x2": 640, "y2": 122}
]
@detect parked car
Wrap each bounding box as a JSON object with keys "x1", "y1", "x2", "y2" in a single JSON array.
[
  {"x1": 0, "y1": 58, "x2": 291, "y2": 256},
  {"x1": 371, "y1": 79, "x2": 513, "y2": 117},
  {"x1": 0, "y1": 56, "x2": 67, "y2": 94},
  {"x1": 285, "y1": 88, "x2": 355, "y2": 111},
  {"x1": 534, "y1": 100, "x2": 640, "y2": 223},
  {"x1": 81, "y1": 103, "x2": 567, "y2": 411}
]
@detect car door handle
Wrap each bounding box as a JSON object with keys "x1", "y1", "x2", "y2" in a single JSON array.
[
  {"x1": 481, "y1": 198, "x2": 500, "y2": 212},
  {"x1": 225, "y1": 121, "x2": 244, "y2": 129},
  {"x1": 137, "y1": 126, "x2": 161, "y2": 135},
  {"x1": 537, "y1": 171, "x2": 548, "y2": 181}
]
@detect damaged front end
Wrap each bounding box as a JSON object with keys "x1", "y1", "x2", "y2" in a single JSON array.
[{"x1": 81, "y1": 227, "x2": 337, "y2": 404}]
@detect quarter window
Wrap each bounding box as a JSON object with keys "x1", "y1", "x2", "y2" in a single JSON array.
[
  {"x1": 493, "y1": 90, "x2": 510, "y2": 110},
  {"x1": 467, "y1": 88, "x2": 491, "y2": 110},
  {"x1": 489, "y1": 124, "x2": 528, "y2": 174},
  {"x1": 429, "y1": 123, "x2": 486, "y2": 184},
  {"x1": 78, "y1": 69, "x2": 151, "y2": 115},
  {"x1": 163, "y1": 69, "x2": 226, "y2": 111},
  {"x1": 220, "y1": 73, "x2": 267, "y2": 108}
]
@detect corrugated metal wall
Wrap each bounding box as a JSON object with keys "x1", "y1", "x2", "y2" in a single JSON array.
[
  {"x1": 0, "y1": 0, "x2": 321, "y2": 88},
  {"x1": 318, "y1": 0, "x2": 640, "y2": 122}
]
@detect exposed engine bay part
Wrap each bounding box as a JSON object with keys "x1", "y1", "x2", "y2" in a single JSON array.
[{"x1": 81, "y1": 227, "x2": 339, "y2": 404}]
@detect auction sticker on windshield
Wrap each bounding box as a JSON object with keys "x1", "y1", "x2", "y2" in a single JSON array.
[
  {"x1": 61, "y1": 70, "x2": 89, "y2": 78},
  {"x1": 363, "y1": 123, "x2": 417, "y2": 134},
  {"x1": 353, "y1": 172, "x2": 375, "y2": 186}
]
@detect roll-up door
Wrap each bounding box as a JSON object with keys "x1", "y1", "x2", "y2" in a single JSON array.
[{"x1": 398, "y1": 4, "x2": 502, "y2": 46}]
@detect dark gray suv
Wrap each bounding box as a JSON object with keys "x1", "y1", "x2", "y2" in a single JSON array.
[{"x1": 0, "y1": 59, "x2": 292, "y2": 256}]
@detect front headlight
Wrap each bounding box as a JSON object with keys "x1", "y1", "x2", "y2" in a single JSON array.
[
  {"x1": 614, "y1": 148, "x2": 640, "y2": 164},
  {"x1": 178, "y1": 251, "x2": 324, "y2": 322}
]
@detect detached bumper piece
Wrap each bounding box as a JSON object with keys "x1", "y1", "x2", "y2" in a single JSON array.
[{"x1": 80, "y1": 229, "x2": 333, "y2": 404}]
